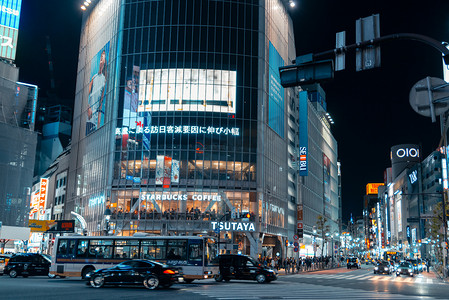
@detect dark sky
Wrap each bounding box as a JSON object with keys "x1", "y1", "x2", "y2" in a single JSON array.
[{"x1": 14, "y1": 0, "x2": 449, "y2": 223}]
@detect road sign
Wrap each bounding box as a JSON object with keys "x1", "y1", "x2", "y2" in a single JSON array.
[
  {"x1": 294, "y1": 241, "x2": 299, "y2": 247},
  {"x1": 294, "y1": 247, "x2": 299, "y2": 252},
  {"x1": 293, "y1": 235, "x2": 299, "y2": 240},
  {"x1": 409, "y1": 77, "x2": 449, "y2": 122},
  {"x1": 297, "y1": 222, "x2": 303, "y2": 229},
  {"x1": 214, "y1": 228, "x2": 220, "y2": 235},
  {"x1": 335, "y1": 31, "x2": 346, "y2": 71},
  {"x1": 356, "y1": 14, "x2": 381, "y2": 71},
  {"x1": 334, "y1": 245, "x2": 338, "y2": 249}
]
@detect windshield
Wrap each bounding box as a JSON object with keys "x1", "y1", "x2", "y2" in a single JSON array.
[
  {"x1": 248, "y1": 257, "x2": 260, "y2": 266},
  {"x1": 349, "y1": 258, "x2": 357, "y2": 262},
  {"x1": 400, "y1": 263, "x2": 412, "y2": 268},
  {"x1": 206, "y1": 238, "x2": 219, "y2": 266}
]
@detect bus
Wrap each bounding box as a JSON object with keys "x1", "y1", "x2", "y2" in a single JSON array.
[{"x1": 49, "y1": 235, "x2": 218, "y2": 282}]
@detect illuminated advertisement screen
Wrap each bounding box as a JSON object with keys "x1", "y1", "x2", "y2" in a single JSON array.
[
  {"x1": 0, "y1": 0, "x2": 22, "y2": 60},
  {"x1": 86, "y1": 41, "x2": 110, "y2": 136},
  {"x1": 268, "y1": 41, "x2": 284, "y2": 138},
  {"x1": 138, "y1": 68, "x2": 236, "y2": 114}
]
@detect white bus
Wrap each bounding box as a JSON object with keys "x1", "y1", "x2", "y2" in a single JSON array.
[{"x1": 50, "y1": 235, "x2": 218, "y2": 282}]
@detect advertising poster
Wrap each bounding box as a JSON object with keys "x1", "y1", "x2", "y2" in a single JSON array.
[
  {"x1": 268, "y1": 41, "x2": 284, "y2": 138},
  {"x1": 86, "y1": 41, "x2": 110, "y2": 135},
  {"x1": 0, "y1": 0, "x2": 21, "y2": 60},
  {"x1": 122, "y1": 65, "x2": 151, "y2": 150},
  {"x1": 163, "y1": 156, "x2": 172, "y2": 188},
  {"x1": 138, "y1": 68, "x2": 236, "y2": 114},
  {"x1": 171, "y1": 159, "x2": 180, "y2": 184},
  {"x1": 155, "y1": 155, "x2": 164, "y2": 185}
]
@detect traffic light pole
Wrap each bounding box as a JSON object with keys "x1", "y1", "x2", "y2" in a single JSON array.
[
  {"x1": 279, "y1": 33, "x2": 449, "y2": 88},
  {"x1": 310, "y1": 33, "x2": 449, "y2": 64}
]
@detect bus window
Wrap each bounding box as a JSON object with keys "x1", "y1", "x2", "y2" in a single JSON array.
[
  {"x1": 68, "y1": 240, "x2": 77, "y2": 257},
  {"x1": 114, "y1": 240, "x2": 139, "y2": 259},
  {"x1": 140, "y1": 240, "x2": 156, "y2": 259},
  {"x1": 167, "y1": 239, "x2": 187, "y2": 260},
  {"x1": 89, "y1": 240, "x2": 114, "y2": 258},
  {"x1": 154, "y1": 240, "x2": 166, "y2": 260},
  {"x1": 57, "y1": 239, "x2": 68, "y2": 257},
  {"x1": 188, "y1": 241, "x2": 203, "y2": 263},
  {"x1": 76, "y1": 240, "x2": 89, "y2": 258}
]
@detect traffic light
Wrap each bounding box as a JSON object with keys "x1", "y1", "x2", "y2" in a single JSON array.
[
  {"x1": 279, "y1": 59, "x2": 334, "y2": 88},
  {"x1": 243, "y1": 213, "x2": 251, "y2": 219},
  {"x1": 285, "y1": 240, "x2": 289, "y2": 247}
]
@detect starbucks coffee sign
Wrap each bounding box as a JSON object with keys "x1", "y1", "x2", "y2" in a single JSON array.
[{"x1": 211, "y1": 221, "x2": 256, "y2": 232}]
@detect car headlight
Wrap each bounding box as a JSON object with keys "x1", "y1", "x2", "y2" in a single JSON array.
[
  {"x1": 374, "y1": 267, "x2": 378, "y2": 270},
  {"x1": 384, "y1": 267, "x2": 389, "y2": 271},
  {"x1": 408, "y1": 269, "x2": 412, "y2": 272}
]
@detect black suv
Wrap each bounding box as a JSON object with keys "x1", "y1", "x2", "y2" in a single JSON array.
[
  {"x1": 215, "y1": 254, "x2": 277, "y2": 283},
  {"x1": 4, "y1": 253, "x2": 51, "y2": 278}
]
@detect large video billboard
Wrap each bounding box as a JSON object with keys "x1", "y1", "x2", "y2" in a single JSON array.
[
  {"x1": 0, "y1": 0, "x2": 22, "y2": 60},
  {"x1": 86, "y1": 41, "x2": 110, "y2": 135},
  {"x1": 138, "y1": 68, "x2": 236, "y2": 114},
  {"x1": 268, "y1": 41, "x2": 284, "y2": 138}
]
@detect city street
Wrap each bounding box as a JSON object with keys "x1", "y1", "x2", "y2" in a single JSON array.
[{"x1": 1, "y1": 265, "x2": 448, "y2": 300}]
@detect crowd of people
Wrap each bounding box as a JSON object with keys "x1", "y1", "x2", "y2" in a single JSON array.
[
  {"x1": 110, "y1": 207, "x2": 257, "y2": 221},
  {"x1": 258, "y1": 256, "x2": 336, "y2": 273}
]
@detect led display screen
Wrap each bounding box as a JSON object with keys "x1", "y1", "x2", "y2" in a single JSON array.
[
  {"x1": 268, "y1": 41, "x2": 284, "y2": 137},
  {"x1": 138, "y1": 68, "x2": 236, "y2": 113},
  {"x1": 0, "y1": 0, "x2": 21, "y2": 60},
  {"x1": 86, "y1": 41, "x2": 110, "y2": 135}
]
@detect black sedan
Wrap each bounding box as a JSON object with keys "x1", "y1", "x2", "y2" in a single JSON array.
[
  {"x1": 373, "y1": 261, "x2": 392, "y2": 274},
  {"x1": 86, "y1": 260, "x2": 183, "y2": 290}
]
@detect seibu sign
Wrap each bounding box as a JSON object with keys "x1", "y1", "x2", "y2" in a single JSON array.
[
  {"x1": 211, "y1": 221, "x2": 256, "y2": 232},
  {"x1": 140, "y1": 192, "x2": 221, "y2": 202}
]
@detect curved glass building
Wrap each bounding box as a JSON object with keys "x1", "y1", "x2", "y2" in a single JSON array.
[{"x1": 68, "y1": 0, "x2": 297, "y2": 257}]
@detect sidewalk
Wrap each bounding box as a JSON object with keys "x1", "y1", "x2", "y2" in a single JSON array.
[{"x1": 275, "y1": 265, "x2": 344, "y2": 276}]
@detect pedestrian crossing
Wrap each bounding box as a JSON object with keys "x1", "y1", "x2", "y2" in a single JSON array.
[
  {"x1": 182, "y1": 280, "x2": 436, "y2": 300},
  {"x1": 293, "y1": 272, "x2": 440, "y2": 284}
]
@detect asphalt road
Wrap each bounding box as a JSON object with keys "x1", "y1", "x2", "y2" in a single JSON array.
[{"x1": 1, "y1": 265, "x2": 448, "y2": 300}]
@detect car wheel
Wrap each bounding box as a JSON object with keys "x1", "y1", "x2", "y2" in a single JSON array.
[
  {"x1": 82, "y1": 267, "x2": 95, "y2": 280},
  {"x1": 411, "y1": 274, "x2": 414, "y2": 277},
  {"x1": 256, "y1": 274, "x2": 266, "y2": 284},
  {"x1": 184, "y1": 279, "x2": 194, "y2": 284},
  {"x1": 223, "y1": 277, "x2": 230, "y2": 282},
  {"x1": 22, "y1": 274, "x2": 28, "y2": 278},
  {"x1": 144, "y1": 275, "x2": 160, "y2": 290},
  {"x1": 90, "y1": 275, "x2": 104, "y2": 288},
  {"x1": 58, "y1": 276, "x2": 66, "y2": 278},
  {"x1": 215, "y1": 274, "x2": 224, "y2": 282},
  {"x1": 9, "y1": 269, "x2": 18, "y2": 278}
]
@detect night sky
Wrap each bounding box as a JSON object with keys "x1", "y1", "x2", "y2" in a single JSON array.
[{"x1": 14, "y1": 0, "x2": 449, "y2": 223}]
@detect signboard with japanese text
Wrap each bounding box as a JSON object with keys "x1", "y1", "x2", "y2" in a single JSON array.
[
  {"x1": 38, "y1": 178, "x2": 48, "y2": 219},
  {"x1": 366, "y1": 183, "x2": 384, "y2": 195},
  {"x1": 0, "y1": 0, "x2": 21, "y2": 60},
  {"x1": 299, "y1": 91, "x2": 308, "y2": 176}
]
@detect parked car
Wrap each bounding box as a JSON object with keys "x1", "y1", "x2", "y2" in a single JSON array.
[
  {"x1": 215, "y1": 254, "x2": 277, "y2": 283},
  {"x1": 0, "y1": 254, "x2": 12, "y2": 275},
  {"x1": 3, "y1": 253, "x2": 52, "y2": 278},
  {"x1": 85, "y1": 260, "x2": 183, "y2": 290},
  {"x1": 396, "y1": 261, "x2": 414, "y2": 277},
  {"x1": 374, "y1": 261, "x2": 392, "y2": 275},
  {"x1": 346, "y1": 257, "x2": 361, "y2": 269}
]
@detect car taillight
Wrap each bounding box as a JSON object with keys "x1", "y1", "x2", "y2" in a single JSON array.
[{"x1": 163, "y1": 269, "x2": 175, "y2": 275}]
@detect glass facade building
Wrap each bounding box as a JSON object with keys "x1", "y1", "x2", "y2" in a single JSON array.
[{"x1": 67, "y1": 0, "x2": 300, "y2": 257}]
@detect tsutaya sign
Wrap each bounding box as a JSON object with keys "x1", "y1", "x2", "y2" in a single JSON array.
[
  {"x1": 140, "y1": 192, "x2": 222, "y2": 202},
  {"x1": 211, "y1": 221, "x2": 256, "y2": 232}
]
